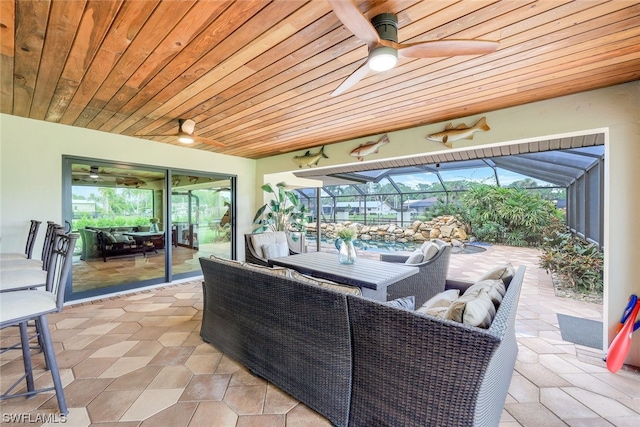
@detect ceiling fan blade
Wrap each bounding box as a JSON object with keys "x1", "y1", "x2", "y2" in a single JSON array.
[
  {"x1": 331, "y1": 60, "x2": 371, "y2": 97},
  {"x1": 134, "y1": 134, "x2": 174, "y2": 137},
  {"x1": 194, "y1": 136, "x2": 226, "y2": 148},
  {"x1": 327, "y1": 0, "x2": 380, "y2": 48},
  {"x1": 180, "y1": 119, "x2": 196, "y2": 135},
  {"x1": 398, "y1": 39, "x2": 499, "y2": 58}
]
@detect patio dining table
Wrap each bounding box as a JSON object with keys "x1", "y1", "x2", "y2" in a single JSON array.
[{"x1": 268, "y1": 251, "x2": 418, "y2": 301}]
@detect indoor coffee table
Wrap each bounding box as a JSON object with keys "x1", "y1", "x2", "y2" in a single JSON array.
[{"x1": 269, "y1": 251, "x2": 418, "y2": 301}]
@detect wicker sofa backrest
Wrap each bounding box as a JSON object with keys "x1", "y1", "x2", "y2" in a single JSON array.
[
  {"x1": 199, "y1": 256, "x2": 353, "y2": 427},
  {"x1": 346, "y1": 265, "x2": 526, "y2": 427}
]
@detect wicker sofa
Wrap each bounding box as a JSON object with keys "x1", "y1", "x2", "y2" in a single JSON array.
[{"x1": 199, "y1": 255, "x2": 525, "y2": 427}]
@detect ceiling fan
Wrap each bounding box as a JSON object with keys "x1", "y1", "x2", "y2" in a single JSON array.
[
  {"x1": 135, "y1": 119, "x2": 225, "y2": 147},
  {"x1": 327, "y1": 0, "x2": 499, "y2": 96}
]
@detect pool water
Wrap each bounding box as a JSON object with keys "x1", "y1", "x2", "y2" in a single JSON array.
[{"x1": 305, "y1": 236, "x2": 487, "y2": 254}]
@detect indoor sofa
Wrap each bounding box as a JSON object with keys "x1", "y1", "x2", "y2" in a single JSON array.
[{"x1": 199, "y1": 255, "x2": 525, "y2": 427}]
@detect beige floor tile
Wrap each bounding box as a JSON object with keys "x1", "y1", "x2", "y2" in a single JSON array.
[
  {"x1": 120, "y1": 388, "x2": 184, "y2": 421},
  {"x1": 98, "y1": 356, "x2": 153, "y2": 378},
  {"x1": 149, "y1": 346, "x2": 195, "y2": 366},
  {"x1": 139, "y1": 401, "x2": 198, "y2": 427},
  {"x1": 560, "y1": 373, "x2": 630, "y2": 399},
  {"x1": 179, "y1": 374, "x2": 231, "y2": 401},
  {"x1": 89, "y1": 341, "x2": 139, "y2": 358},
  {"x1": 515, "y1": 361, "x2": 573, "y2": 388},
  {"x1": 285, "y1": 403, "x2": 332, "y2": 426},
  {"x1": 60, "y1": 377, "x2": 112, "y2": 407},
  {"x1": 237, "y1": 414, "x2": 286, "y2": 427},
  {"x1": 508, "y1": 375, "x2": 540, "y2": 403},
  {"x1": 223, "y1": 384, "x2": 267, "y2": 415},
  {"x1": 184, "y1": 353, "x2": 222, "y2": 374},
  {"x1": 85, "y1": 390, "x2": 141, "y2": 423},
  {"x1": 540, "y1": 387, "x2": 599, "y2": 419},
  {"x1": 105, "y1": 365, "x2": 163, "y2": 391},
  {"x1": 147, "y1": 365, "x2": 193, "y2": 389},
  {"x1": 124, "y1": 340, "x2": 163, "y2": 358},
  {"x1": 72, "y1": 357, "x2": 118, "y2": 379},
  {"x1": 505, "y1": 402, "x2": 566, "y2": 427},
  {"x1": 264, "y1": 384, "x2": 299, "y2": 414},
  {"x1": 188, "y1": 401, "x2": 238, "y2": 427},
  {"x1": 158, "y1": 331, "x2": 191, "y2": 347},
  {"x1": 561, "y1": 388, "x2": 638, "y2": 418}
]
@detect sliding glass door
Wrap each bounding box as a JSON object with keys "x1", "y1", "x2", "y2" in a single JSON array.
[
  {"x1": 170, "y1": 173, "x2": 233, "y2": 279},
  {"x1": 63, "y1": 157, "x2": 235, "y2": 300}
]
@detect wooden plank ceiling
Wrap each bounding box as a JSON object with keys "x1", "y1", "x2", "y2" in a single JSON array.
[{"x1": 2, "y1": 0, "x2": 639, "y2": 160}]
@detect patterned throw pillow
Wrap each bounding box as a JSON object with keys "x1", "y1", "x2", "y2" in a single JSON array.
[
  {"x1": 290, "y1": 270, "x2": 362, "y2": 295},
  {"x1": 444, "y1": 288, "x2": 496, "y2": 329},
  {"x1": 384, "y1": 295, "x2": 415, "y2": 311},
  {"x1": 465, "y1": 279, "x2": 506, "y2": 308},
  {"x1": 242, "y1": 262, "x2": 290, "y2": 277}
]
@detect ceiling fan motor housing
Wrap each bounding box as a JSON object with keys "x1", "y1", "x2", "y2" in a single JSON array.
[{"x1": 371, "y1": 13, "x2": 398, "y2": 42}]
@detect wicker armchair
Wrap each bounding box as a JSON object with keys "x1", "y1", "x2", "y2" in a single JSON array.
[
  {"x1": 244, "y1": 232, "x2": 306, "y2": 266},
  {"x1": 380, "y1": 239, "x2": 452, "y2": 306}
]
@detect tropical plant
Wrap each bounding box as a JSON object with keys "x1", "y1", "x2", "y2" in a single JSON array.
[
  {"x1": 253, "y1": 182, "x2": 308, "y2": 233},
  {"x1": 539, "y1": 219, "x2": 603, "y2": 293},
  {"x1": 460, "y1": 184, "x2": 562, "y2": 246}
]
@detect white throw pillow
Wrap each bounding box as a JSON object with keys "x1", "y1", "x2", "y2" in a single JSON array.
[
  {"x1": 416, "y1": 289, "x2": 460, "y2": 314},
  {"x1": 404, "y1": 249, "x2": 424, "y2": 265},
  {"x1": 420, "y1": 241, "x2": 439, "y2": 261},
  {"x1": 261, "y1": 241, "x2": 289, "y2": 259},
  {"x1": 477, "y1": 263, "x2": 515, "y2": 285}
]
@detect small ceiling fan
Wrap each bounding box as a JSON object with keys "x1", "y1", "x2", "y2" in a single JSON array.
[
  {"x1": 135, "y1": 119, "x2": 225, "y2": 147},
  {"x1": 327, "y1": 0, "x2": 499, "y2": 96}
]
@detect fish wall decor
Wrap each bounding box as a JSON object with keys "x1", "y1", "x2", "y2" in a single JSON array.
[
  {"x1": 293, "y1": 146, "x2": 328, "y2": 168},
  {"x1": 426, "y1": 117, "x2": 490, "y2": 148},
  {"x1": 350, "y1": 134, "x2": 390, "y2": 161}
]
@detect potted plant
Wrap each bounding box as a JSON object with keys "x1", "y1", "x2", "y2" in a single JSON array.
[
  {"x1": 253, "y1": 182, "x2": 309, "y2": 253},
  {"x1": 253, "y1": 182, "x2": 308, "y2": 233}
]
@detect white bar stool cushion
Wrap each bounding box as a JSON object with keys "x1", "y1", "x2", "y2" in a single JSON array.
[
  {"x1": 0, "y1": 270, "x2": 47, "y2": 291},
  {"x1": 0, "y1": 290, "x2": 57, "y2": 322},
  {"x1": 0, "y1": 259, "x2": 43, "y2": 272}
]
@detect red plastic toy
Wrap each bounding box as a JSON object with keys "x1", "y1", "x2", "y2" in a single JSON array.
[{"x1": 606, "y1": 294, "x2": 640, "y2": 373}]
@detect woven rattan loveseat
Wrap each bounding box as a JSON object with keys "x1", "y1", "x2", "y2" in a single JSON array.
[{"x1": 199, "y1": 256, "x2": 525, "y2": 427}]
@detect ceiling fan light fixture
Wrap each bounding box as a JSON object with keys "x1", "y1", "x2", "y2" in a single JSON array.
[
  {"x1": 178, "y1": 131, "x2": 194, "y2": 144},
  {"x1": 368, "y1": 46, "x2": 398, "y2": 72},
  {"x1": 89, "y1": 166, "x2": 100, "y2": 179}
]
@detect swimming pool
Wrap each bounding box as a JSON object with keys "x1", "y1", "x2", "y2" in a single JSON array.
[{"x1": 305, "y1": 236, "x2": 487, "y2": 254}]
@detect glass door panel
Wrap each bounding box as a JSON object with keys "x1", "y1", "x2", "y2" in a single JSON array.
[
  {"x1": 170, "y1": 174, "x2": 232, "y2": 278},
  {"x1": 67, "y1": 161, "x2": 167, "y2": 298}
]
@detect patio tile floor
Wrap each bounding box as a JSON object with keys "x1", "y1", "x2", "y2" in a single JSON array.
[{"x1": 1, "y1": 244, "x2": 639, "y2": 426}]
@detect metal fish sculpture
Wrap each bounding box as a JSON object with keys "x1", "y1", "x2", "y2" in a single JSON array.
[
  {"x1": 350, "y1": 134, "x2": 390, "y2": 161},
  {"x1": 293, "y1": 145, "x2": 328, "y2": 168},
  {"x1": 426, "y1": 117, "x2": 490, "y2": 148}
]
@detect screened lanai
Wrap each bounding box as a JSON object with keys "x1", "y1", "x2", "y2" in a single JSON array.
[{"x1": 294, "y1": 133, "x2": 604, "y2": 248}]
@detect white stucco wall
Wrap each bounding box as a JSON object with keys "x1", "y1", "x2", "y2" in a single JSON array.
[
  {"x1": 256, "y1": 81, "x2": 640, "y2": 368},
  {"x1": 0, "y1": 115, "x2": 256, "y2": 261}
]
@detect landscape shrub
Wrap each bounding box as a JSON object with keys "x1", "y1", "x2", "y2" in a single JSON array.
[
  {"x1": 459, "y1": 184, "x2": 562, "y2": 246},
  {"x1": 539, "y1": 219, "x2": 603, "y2": 293}
]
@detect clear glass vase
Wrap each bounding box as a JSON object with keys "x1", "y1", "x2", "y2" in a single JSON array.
[{"x1": 338, "y1": 239, "x2": 357, "y2": 264}]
